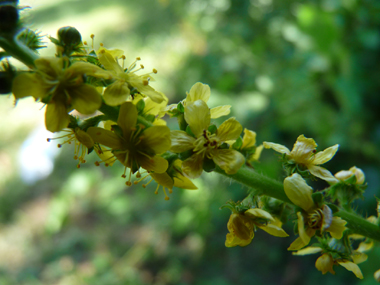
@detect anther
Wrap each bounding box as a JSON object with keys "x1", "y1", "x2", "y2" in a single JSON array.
[
  {"x1": 100, "y1": 43, "x2": 104, "y2": 46},
  {"x1": 126, "y1": 181, "x2": 132, "y2": 186},
  {"x1": 121, "y1": 174, "x2": 126, "y2": 178},
  {"x1": 77, "y1": 164, "x2": 81, "y2": 169},
  {"x1": 57, "y1": 144, "x2": 62, "y2": 148},
  {"x1": 153, "y1": 68, "x2": 157, "y2": 74},
  {"x1": 83, "y1": 41, "x2": 87, "y2": 45},
  {"x1": 143, "y1": 80, "x2": 149, "y2": 86},
  {"x1": 47, "y1": 138, "x2": 51, "y2": 142},
  {"x1": 140, "y1": 64, "x2": 144, "y2": 69},
  {"x1": 95, "y1": 161, "x2": 100, "y2": 166},
  {"x1": 90, "y1": 34, "x2": 95, "y2": 39},
  {"x1": 121, "y1": 55, "x2": 126, "y2": 60},
  {"x1": 136, "y1": 57, "x2": 141, "y2": 60}
]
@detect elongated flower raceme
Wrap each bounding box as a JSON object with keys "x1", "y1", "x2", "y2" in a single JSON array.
[
  {"x1": 264, "y1": 135, "x2": 339, "y2": 182},
  {"x1": 170, "y1": 99, "x2": 245, "y2": 179},
  {"x1": 12, "y1": 57, "x2": 111, "y2": 132},
  {"x1": 87, "y1": 102, "x2": 171, "y2": 185},
  {"x1": 284, "y1": 173, "x2": 347, "y2": 250}
]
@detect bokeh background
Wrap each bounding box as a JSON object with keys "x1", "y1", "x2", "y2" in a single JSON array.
[{"x1": 1, "y1": 0, "x2": 380, "y2": 284}]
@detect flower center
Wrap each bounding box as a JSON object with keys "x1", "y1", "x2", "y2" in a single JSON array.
[{"x1": 193, "y1": 129, "x2": 219, "y2": 155}]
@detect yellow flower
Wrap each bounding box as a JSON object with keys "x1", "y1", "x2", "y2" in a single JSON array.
[
  {"x1": 263, "y1": 135, "x2": 339, "y2": 182},
  {"x1": 97, "y1": 49, "x2": 164, "y2": 106},
  {"x1": 334, "y1": 166, "x2": 365, "y2": 184},
  {"x1": 132, "y1": 93, "x2": 169, "y2": 125},
  {"x1": 294, "y1": 248, "x2": 364, "y2": 279},
  {"x1": 166, "y1": 82, "x2": 231, "y2": 118},
  {"x1": 285, "y1": 173, "x2": 347, "y2": 250},
  {"x1": 241, "y1": 128, "x2": 264, "y2": 163},
  {"x1": 225, "y1": 209, "x2": 288, "y2": 247},
  {"x1": 374, "y1": 269, "x2": 380, "y2": 282},
  {"x1": 12, "y1": 57, "x2": 111, "y2": 132},
  {"x1": 87, "y1": 102, "x2": 171, "y2": 185},
  {"x1": 170, "y1": 100, "x2": 245, "y2": 179}
]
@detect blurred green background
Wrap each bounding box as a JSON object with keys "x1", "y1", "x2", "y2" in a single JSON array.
[{"x1": 1, "y1": 0, "x2": 380, "y2": 284}]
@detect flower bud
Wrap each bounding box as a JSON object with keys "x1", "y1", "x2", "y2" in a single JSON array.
[{"x1": 58, "y1": 26, "x2": 82, "y2": 47}]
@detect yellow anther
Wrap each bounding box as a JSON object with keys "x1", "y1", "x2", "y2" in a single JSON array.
[
  {"x1": 143, "y1": 80, "x2": 149, "y2": 86},
  {"x1": 95, "y1": 161, "x2": 100, "y2": 166},
  {"x1": 136, "y1": 57, "x2": 141, "y2": 60},
  {"x1": 121, "y1": 174, "x2": 126, "y2": 178},
  {"x1": 90, "y1": 34, "x2": 95, "y2": 39},
  {"x1": 140, "y1": 64, "x2": 144, "y2": 69},
  {"x1": 153, "y1": 68, "x2": 157, "y2": 74},
  {"x1": 126, "y1": 181, "x2": 132, "y2": 186},
  {"x1": 83, "y1": 41, "x2": 88, "y2": 45},
  {"x1": 121, "y1": 55, "x2": 126, "y2": 60},
  {"x1": 100, "y1": 43, "x2": 104, "y2": 46},
  {"x1": 57, "y1": 144, "x2": 62, "y2": 148}
]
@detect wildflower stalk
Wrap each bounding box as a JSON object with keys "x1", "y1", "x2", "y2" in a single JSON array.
[
  {"x1": 0, "y1": 35, "x2": 38, "y2": 67},
  {"x1": 215, "y1": 165, "x2": 380, "y2": 241}
]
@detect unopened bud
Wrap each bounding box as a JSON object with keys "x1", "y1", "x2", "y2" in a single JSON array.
[{"x1": 58, "y1": 26, "x2": 82, "y2": 47}]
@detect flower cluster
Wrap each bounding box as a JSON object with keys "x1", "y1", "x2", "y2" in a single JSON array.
[{"x1": 2, "y1": 19, "x2": 379, "y2": 282}]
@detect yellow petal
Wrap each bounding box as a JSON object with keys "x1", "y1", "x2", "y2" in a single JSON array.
[
  {"x1": 350, "y1": 166, "x2": 365, "y2": 184},
  {"x1": 290, "y1": 135, "x2": 317, "y2": 163},
  {"x1": 297, "y1": 212, "x2": 311, "y2": 245},
  {"x1": 182, "y1": 154, "x2": 204, "y2": 179},
  {"x1": 184, "y1": 100, "x2": 210, "y2": 137},
  {"x1": 97, "y1": 46, "x2": 124, "y2": 58},
  {"x1": 258, "y1": 224, "x2": 289, "y2": 237},
  {"x1": 210, "y1": 105, "x2": 231, "y2": 118},
  {"x1": 327, "y1": 217, "x2": 347, "y2": 239},
  {"x1": 292, "y1": 246, "x2": 322, "y2": 256},
  {"x1": 250, "y1": 144, "x2": 264, "y2": 161},
  {"x1": 284, "y1": 173, "x2": 314, "y2": 211},
  {"x1": 288, "y1": 236, "x2": 309, "y2": 251},
  {"x1": 216, "y1": 117, "x2": 243, "y2": 142},
  {"x1": 96, "y1": 147, "x2": 115, "y2": 166},
  {"x1": 186, "y1": 82, "x2": 210, "y2": 103},
  {"x1": 173, "y1": 176, "x2": 198, "y2": 190},
  {"x1": 245, "y1": 208, "x2": 275, "y2": 221},
  {"x1": 225, "y1": 233, "x2": 252, "y2": 247},
  {"x1": 150, "y1": 172, "x2": 174, "y2": 189},
  {"x1": 227, "y1": 213, "x2": 254, "y2": 241},
  {"x1": 357, "y1": 240, "x2": 374, "y2": 253},
  {"x1": 12, "y1": 73, "x2": 49, "y2": 99},
  {"x1": 263, "y1": 142, "x2": 290, "y2": 155},
  {"x1": 241, "y1": 129, "x2": 257, "y2": 149},
  {"x1": 68, "y1": 61, "x2": 112, "y2": 80},
  {"x1": 316, "y1": 253, "x2": 335, "y2": 275},
  {"x1": 138, "y1": 155, "x2": 168, "y2": 173},
  {"x1": 117, "y1": 102, "x2": 137, "y2": 139},
  {"x1": 103, "y1": 81, "x2": 130, "y2": 106},
  {"x1": 308, "y1": 165, "x2": 338, "y2": 183},
  {"x1": 337, "y1": 260, "x2": 363, "y2": 279},
  {"x1": 87, "y1": 127, "x2": 123, "y2": 150},
  {"x1": 374, "y1": 269, "x2": 380, "y2": 282},
  {"x1": 170, "y1": 130, "x2": 195, "y2": 153},
  {"x1": 351, "y1": 252, "x2": 368, "y2": 264},
  {"x1": 45, "y1": 102, "x2": 70, "y2": 133},
  {"x1": 140, "y1": 125, "x2": 171, "y2": 154},
  {"x1": 211, "y1": 149, "x2": 245, "y2": 175},
  {"x1": 75, "y1": 129, "x2": 94, "y2": 149},
  {"x1": 98, "y1": 50, "x2": 123, "y2": 73},
  {"x1": 312, "y1": 144, "x2": 339, "y2": 165},
  {"x1": 70, "y1": 84, "x2": 102, "y2": 114}
]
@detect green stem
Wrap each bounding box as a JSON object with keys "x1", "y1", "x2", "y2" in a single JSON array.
[
  {"x1": 216, "y1": 165, "x2": 380, "y2": 241},
  {"x1": 0, "y1": 35, "x2": 38, "y2": 67}
]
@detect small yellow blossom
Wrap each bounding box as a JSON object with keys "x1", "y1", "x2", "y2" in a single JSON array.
[
  {"x1": 225, "y1": 209, "x2": 288, "y2": 247},
  {"x1": 263, "y1": 135, "x2": 339, "y2": 182},
  {"x1": 166, "y1": 82, "x2": 231, "y2": 118},
  {"x1": 133, "y1": 93, "x2": 169, "y2": 125},
  {"x1": 334, "y1": 166, "x2": 365, "y2": 184},
  {"x1": 97, "y1": 49, "x2": 163, "y2": 106},
  {"x1": 374, "y1": 269, "x2": 380, "y2": 282},
  {"x1": 241, "y1": 128, "x2": 264, "y2": 162},
  {"x1": 170, "y1": 99, "x2": 245, "y2": 179},
  {"x1": 12, "y1": 57, "x2": 111, "y2": 132},
  {"x1": 294, "y1": 247, "x2": 364, "y2": 279},
  {"x1": 87, "y1": 102, "x2": 171, "y2": 185},
  {"x1": 285, "y1": 173, "x2": 347, "y2": 250}
]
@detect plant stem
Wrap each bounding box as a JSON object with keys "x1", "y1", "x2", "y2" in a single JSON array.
[{"x1": 0, "y1": 35, "x2": 38, "y2": 67}]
